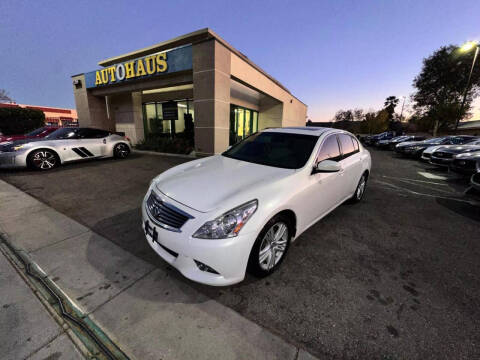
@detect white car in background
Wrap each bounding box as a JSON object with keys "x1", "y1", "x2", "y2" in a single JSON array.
[
  {"x1": 142, "y1": 127, "x2": 371, "y2": 286},
  {"x1": 0, "y1": 127, "x2": 131, "y2": 170}
]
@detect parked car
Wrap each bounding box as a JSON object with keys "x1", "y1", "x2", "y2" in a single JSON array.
[
  {"x1": 395, "y1": 135, "x2": 476, "y2": 158},
  {"x1": 450, "y1": 151, "x2": 480, "y2": 175},
  {"x1": 0, "y1": 126, "x2": 58, "y2": 144},
  {"x1": 421, "y1": 137, "x2": 480, "y2": 162},
  {"x1": 429, "y1": 138, "x2": 480, "y2": 167},
  {"x1": 363, "y1": 131, "x2": 396, "y2": 146},
  {"x1": 0, "y1": 127, "x2": 131, "y2": 170},
  {"x1": 429, "y1": 139, "x2": 480, "y2": 167},
  {"x1": 376, "y1": 135, "x2": 427, "y2": 150},
  {"x1": 142, "y1": 127, "x2": 372, "y2": 286}
]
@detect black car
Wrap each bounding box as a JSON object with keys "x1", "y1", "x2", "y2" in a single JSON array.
[
  {"x1": 430, "y1": 139, "x2": 480, "y2": 167},
  {"x1": 363, "y1": 131, "x2": 396, "y2": 146},
  {"x1": 394, "y1": 135, "x2": 476, "y2": 158},
  {"x1": 450, "y1": 150, "x2": 480, "y2": 174}
]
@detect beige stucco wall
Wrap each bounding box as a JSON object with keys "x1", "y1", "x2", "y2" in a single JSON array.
[
  {"x1": 230, "y1": 53, "x2": 307, "y2": 127},
  {"x1": 72, "y1": 74, "x2": 115, "y2": 131}
]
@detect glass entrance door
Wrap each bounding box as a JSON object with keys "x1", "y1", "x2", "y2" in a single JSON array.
[{"x1": 230, "y1": 105, "x2": 259, "y2": 145}]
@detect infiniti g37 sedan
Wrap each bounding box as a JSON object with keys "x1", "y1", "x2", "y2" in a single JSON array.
[
  {"x1": 142, "y1": 127, "x2": 371, "y2": 286},
  {"x1": 0, "y1": 127, "x2": 131, "y2": 170}
]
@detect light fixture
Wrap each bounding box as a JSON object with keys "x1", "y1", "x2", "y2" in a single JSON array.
[{"x1": 460, "y1": 41, "x2": 478, "y2": 52}]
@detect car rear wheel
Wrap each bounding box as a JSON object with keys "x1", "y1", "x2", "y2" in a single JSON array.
[
  {"x1": 114, "y1": 143, "x2": 130, "y2": 159},
  {"x1": 247, "y1": 214, "x2": 291, "y2": 277},
  {"x1": 28, "y1": 149, "x2": 59, "y2": 171}
]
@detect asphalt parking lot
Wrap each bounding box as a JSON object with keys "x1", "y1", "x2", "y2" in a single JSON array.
[{"x1": 1, "y1": 149, "x2": 479, "y2": 359}]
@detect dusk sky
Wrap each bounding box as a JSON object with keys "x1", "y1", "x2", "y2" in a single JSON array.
[{"x1": 1, "y1": 0, "x2": 479, "y2": 121}]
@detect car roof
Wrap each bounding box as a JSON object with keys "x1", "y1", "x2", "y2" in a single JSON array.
[{"x1": 262, "y1": 126, "x2": 338, "y2": 136}]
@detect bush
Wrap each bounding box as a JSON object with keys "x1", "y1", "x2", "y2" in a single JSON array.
[
  {"x1": 136, "y1": 132, "x2": 194, "y2": 154},
  {"x1": 0, "y1": 107, "x2": 45, "y2": 135}
]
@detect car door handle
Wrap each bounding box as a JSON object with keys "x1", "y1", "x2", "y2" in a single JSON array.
[{"x1": 103, "y1": 139, "x2": 106, "y2": 144}]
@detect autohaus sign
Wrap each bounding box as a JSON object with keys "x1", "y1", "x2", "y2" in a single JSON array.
[{"x1": 84, "y1": 45, "x2": 192, "y2": 89}]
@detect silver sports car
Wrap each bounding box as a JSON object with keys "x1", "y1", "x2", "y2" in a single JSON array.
[{"x1": 0, "y1": 127, "x2": 131, "y2": 170}]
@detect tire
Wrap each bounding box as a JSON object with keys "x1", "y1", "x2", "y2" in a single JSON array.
[
  {"x1": 349, "y1": 172, "x2": 368, "y2": 203},
  {"x1": 113, "y1": 143, "x2": 130, "y2": 159},
  {"x1": 28, "y1": 149, "x2": 59, "y2": 171},
  {"x1": 247, "y1": 214, "x2": 292, "y2": 277}
]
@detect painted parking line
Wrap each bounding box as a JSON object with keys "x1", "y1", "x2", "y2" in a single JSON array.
[
  {"x1": 372, "y1": 179, "x2": 480, "y2": 206},
  {"x1": 417, "y1": 171, "x2": 449, "y2": 181}
]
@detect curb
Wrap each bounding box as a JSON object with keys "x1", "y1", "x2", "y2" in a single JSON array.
[
  {"x1": 132, "y1": 149, "x2": 197, "y2": 159},
  {"x1": 0, "y1": 232, "x2": 131, "y2": 360}
]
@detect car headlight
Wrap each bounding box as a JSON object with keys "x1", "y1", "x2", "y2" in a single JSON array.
[
  {"x1": 193, "y1": 199, "x2": 258, "y2": 239},
  {"x1": 13, "y1": 144, "x2": 26, "y2": 151}
]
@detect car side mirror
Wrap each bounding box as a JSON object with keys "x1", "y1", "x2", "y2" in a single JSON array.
[{"x1": 313, "y1": 160, "x2": 341, "y2": 174}]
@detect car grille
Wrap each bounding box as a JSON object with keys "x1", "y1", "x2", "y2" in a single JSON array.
[
  {"x1": 433, "y1": 152, "x2": 453, "y2": 159},
  {"x1": 146, "y1": 191, "x2": 193, "y2": 231},
  {"x1": 423, "y1": 153, "x2": 431, "y2": 158}
]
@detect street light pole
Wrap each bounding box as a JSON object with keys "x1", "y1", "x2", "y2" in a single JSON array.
[{"x1": 455, "y1": 44, "x2": 479, "y2": 133}]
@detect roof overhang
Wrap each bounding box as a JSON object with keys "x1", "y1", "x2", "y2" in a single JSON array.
[{"x1": 97, "y1": 28, "x2": 302, "y2": 102}]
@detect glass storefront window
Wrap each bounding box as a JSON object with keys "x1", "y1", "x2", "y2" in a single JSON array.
[
  {"x1": 142, "y1": 99, "x2": 194, "y2": 138},
  {"x1": 230, "y1": 105, "x2": 259, "y2": 145}
]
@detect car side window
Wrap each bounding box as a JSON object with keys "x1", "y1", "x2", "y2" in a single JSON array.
[
  {"x1": 78, "y1": 129, "x2": 109, "y2": 139},
  {"x1": 338, "y1": 134, "x2": 356, "y2": 158},
  {"x1": 351, "y1": 136, "x2": 359, "y2": 152},
  {"x1": 316, "y1": 135, "x2": 341, "y2": 164}
]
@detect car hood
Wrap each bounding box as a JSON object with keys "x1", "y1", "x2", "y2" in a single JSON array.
[
  {"x1": 0, "y1": 134, "x2": 28, "y2": 142},
  {"x1": 0, "y1": 138, "x2": 46, "y2": 151},
  {"x1": 455, "y1": 150, "x2": 480, "y2": 160},
  {"x1": 154, "y1": 155, "x2": 295, "y2": 212},
  {"x1": 424, "y1": 144, "x2": 456, "y2": 154},
  {"x1": 436, "y1": 144, "x2": 480, "y2": 155},
  {"x1": 398, "y1": 140, "x2": 435, "y2": 148}
]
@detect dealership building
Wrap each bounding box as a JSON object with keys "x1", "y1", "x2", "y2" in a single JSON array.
[{"x1": 72, "y1": 28, "x2": 307, "y2": 155}]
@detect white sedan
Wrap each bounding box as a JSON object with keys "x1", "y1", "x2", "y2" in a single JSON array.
[{"x1": 142, "y1": 127, "x2": 371, "y2": 286}]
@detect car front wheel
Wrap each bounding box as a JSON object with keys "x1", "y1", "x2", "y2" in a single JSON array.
[
  {"x1": 28, "y1": 149, "x2": 59, "y2": 171},
  {"x1": 247, "y1": 215, "x2": 291, "y2": 277}
]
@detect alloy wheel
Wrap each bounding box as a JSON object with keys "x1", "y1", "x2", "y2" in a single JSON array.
[
  {"x1": 115, "y1": 144, "x2": 129, "y2": 158},
  {"x1": 258, "y1": 222, "x2": 288, "y2": 271},
  {"x1": 32, "y1": 151, "x2": 57, "y2": 170},
  {"x1": 356, "y1": 175, "x2": 366, "y2": 200}
]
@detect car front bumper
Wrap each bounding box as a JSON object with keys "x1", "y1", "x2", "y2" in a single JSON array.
[
  {"x1": 0, "y1": 151, "x2": 28, "y2": 169},
  {"x1": 450, "y1": 159, "x2": 480, "y2": 174},
  {"x1": 429, "y1": 157, "x2": 453, "y2": 167},
  {"x1": 141, "y1": 192, "x2": 257, "y2": 286}
]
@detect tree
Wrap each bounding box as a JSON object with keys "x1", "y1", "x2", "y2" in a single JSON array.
[
  {"x1": 384, "y1": 96, "x2": 399, "y2": 121},
  {"x1": 333, "y1": 109, "x2": 354, "y2": 122},
  {"x1": 0, "y1": 89, "x2": 13, "y2": 103},
  {"x1": 353, "y1": 108, "x2": 364, "y2": 122},
  {"x1": 363, "y1": 110, "x2": 389, "y2": 134},
  {"x1": 412, "y1": 45, "x2": 480, "y2": 133},
  {"x1": 0, "y1": 108, "x2": 45, "y2": 135}
]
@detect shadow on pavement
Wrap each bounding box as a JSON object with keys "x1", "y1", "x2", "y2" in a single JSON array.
[{"x1": 436, "y1": 197, "x2": 480, "y2": 222}]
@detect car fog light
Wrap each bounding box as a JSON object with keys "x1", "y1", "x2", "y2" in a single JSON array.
[{"x1": 194, "y1": 260, "x2": 219, "y2": 274}]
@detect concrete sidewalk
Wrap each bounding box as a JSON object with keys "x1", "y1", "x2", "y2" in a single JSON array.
[
  {"x1": 0, "y1": 242, "x2": 84, "y2": 360},
  {"x1": 0, "y1": 179, "x2": 317, "y2": 360}
]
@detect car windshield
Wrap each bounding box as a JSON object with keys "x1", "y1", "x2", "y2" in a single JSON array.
[
  {"x1": 26, "y1": 127, "x2": 46, "y2": 136},
  {"x1": 222, "y1": 132, "x2": 319, "y2": 169},
  {"x1": 45, "y1": 128, "x2": 78, "y2": 139},
  {"x1": 464, "y1": 138, "x2": 480, "y2": 144}
]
